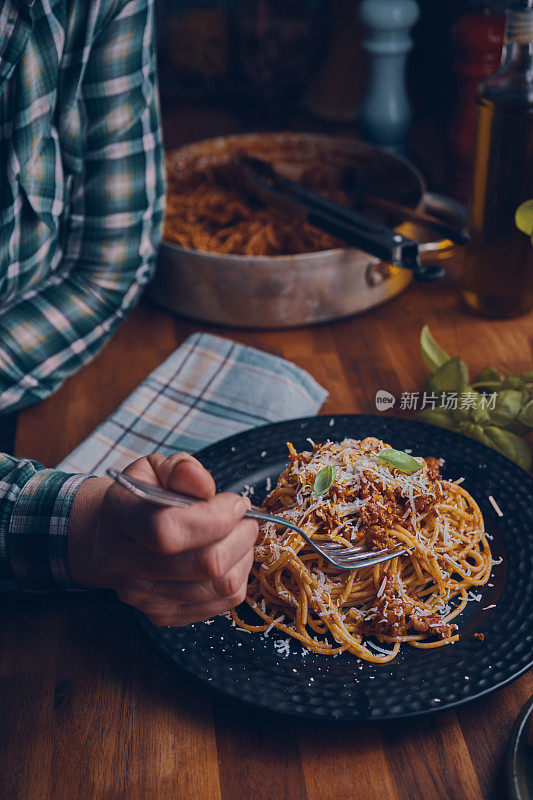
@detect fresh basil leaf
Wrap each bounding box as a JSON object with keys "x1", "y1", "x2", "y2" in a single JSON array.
[
  {"x1": 470, "y1": 402, "x2": 490, "y2": 425},
  {"x1": 313, "y1": 465, "x2": 337, "y2": 496},
  {"x1": 505, "y1": 419, "x2": 531, "y2": 437},
  {"x1": 487, "y1": 389, "x2": 523, "y2": 427},
  {"x1": 473, "y1": 366, "x2": 502, "y2": 385},
  {"x1": 515, "y1": 200, "x2": 533, "y2": 236},
  {"x1": 462, "y1": 421, "x2": 484, "y2": 440},
  {"x1": 500, "y1": 375, "x2": 525, "y2": 391},
  {"x1": 420, "y1": 325, "x2": 450, "y2": 372},
  {"x1": 416, "y1": 408, "x2": 460, "y2": 432},
  {"x1": 451, "y1": 403, "x2": 471, "y2": 425},
  {"x1": 376, "y1": 448, "x2": 422, "y2": 474},
  {"x1": 518, "y1": 397, "x2": 533, "y2": 428},
  {"x1": 449, "y1": 385, "x2": 488, "y2": 424},
  {"x1": 425, "y1": 357, "x2": 469, "y2": 395},
  {"x1": 457, "y1": 423, "x2": 531, "y2": 470},
  {"x1": 520, "y1": 370, "x2": 533, "y2": 383},
  {"x1": 482, "y1": 426, "x2": 532, "y2": 471}
]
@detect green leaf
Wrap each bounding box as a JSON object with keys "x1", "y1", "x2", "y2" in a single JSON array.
[
  {"x1": 487, "y1": 389, "x2": 523, "y2": 427},
  {"x1": 376, "y1": 448, "x2": 422, "y2": 474},
  {"x1": 417, "y1": 407, "x2": 533, "y2": 470},
  {"x1": 505, "y1": 419, "x2": 531, "y2": 437},
  {"x1": 470, "y1": 401, "x2": 490, "y2": 425},
  {"x1": 313, "y1": 465, "x2": 337, "y2": 496},
  {"x1": 520, "y1": 370, "x2": 533, "y2": 383},
  {"x1": 500, "y1": 375, "x2": 525, "y2": 391},
  {"x1": 518, "y1": 397, "x2": 533, "y2": 428},
  {"x1": 474, "y1": 366, "x2": 502, "y2": 384},
  {"x1": 472, "y1": 367, "x2": 503, "y2": 390},
  {"x1": 416, "y1": 408, "x2": 460, "y2": 432},
  {"x1": 481, "y1": 426, "x2": 532, "y2": 471},
  {"x1": 425, "y1": 357, "x2": 469, "y2": 395},
  {"x1": 451, "y1": 402, "x2": 471, "y2": 425},
  {"x1": 515, "y1": 200, "x2": 533, "y2": 236},
  {"x1": 420, "y1": 325, "x2": 450, "y2": 372},
  {"x1": 462, "y1": 421, "x2": 484, "y2": 440}
]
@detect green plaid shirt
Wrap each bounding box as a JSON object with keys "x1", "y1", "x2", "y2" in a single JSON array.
[{"x1": 0, "y1": 0, "x2": 165, "y2": 589}]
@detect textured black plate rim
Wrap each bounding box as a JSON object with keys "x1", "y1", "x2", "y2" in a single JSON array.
[
  {"x1": 137, "y1": 610, "x2": 532, "y2": 724},
  {"x1": 135, "y1": 415, "x2": 533, "y2": 722}
]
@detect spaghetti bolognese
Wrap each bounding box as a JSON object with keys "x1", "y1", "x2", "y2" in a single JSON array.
[{"x1": 231, "y1": 437, "x2": 492, "y2": 663}]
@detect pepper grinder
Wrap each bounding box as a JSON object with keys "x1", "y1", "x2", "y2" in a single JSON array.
[
  {"x1": 446, "y1": 10, "x2": 505, "y2": 203},
  {"x1": 356, "y1": 0, "x2": 419, "y2": 154}
]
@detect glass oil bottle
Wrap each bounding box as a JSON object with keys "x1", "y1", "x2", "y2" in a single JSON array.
[{"x1": 461, "y1": 5, "x2": 533, "y2": 318}]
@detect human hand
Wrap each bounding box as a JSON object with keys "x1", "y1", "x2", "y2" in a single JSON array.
[{"x1": 67, "y1": 453, "x2": 258, "y2": 626}]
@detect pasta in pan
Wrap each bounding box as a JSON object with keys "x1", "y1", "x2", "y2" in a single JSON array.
[
  {"x1": 163, "y1": 162, "x2": 346, "y2": 256},
  {"x1": 231, "y1": 437, "x2": 492, "y2": 663}
]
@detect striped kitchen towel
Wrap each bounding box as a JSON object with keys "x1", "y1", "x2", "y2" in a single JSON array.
[{"x1": 57, "y1": 332, "x2": 327, "y2": 476}]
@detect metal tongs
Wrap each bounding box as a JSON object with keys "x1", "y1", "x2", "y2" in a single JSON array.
[{"x1": 233, "y1": 155, "x2": 451, "y2": 281}]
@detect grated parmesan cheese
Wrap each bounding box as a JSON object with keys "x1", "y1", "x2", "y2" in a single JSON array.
[
  {"x1": 365, "y1": 640, "x2": 394, "y2": 656},
  {"x1": 488, "y1": 495, "x2": 503, "y2": 517},
  {"x1": 273, "y1": 638, "x2": 291, "y2": 657}
]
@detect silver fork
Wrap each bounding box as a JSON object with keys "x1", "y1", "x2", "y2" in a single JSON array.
[{"x1": 106, "y1": 468, "x2": 410, "y2": 571}]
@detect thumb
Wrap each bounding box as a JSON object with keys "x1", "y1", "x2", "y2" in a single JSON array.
[{"x1": 127, "y1": 453, "x2": 216, "y2": 501}]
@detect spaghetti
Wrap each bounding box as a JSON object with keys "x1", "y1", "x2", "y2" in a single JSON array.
[
  {"x1": 163, "y1": 162, "x2": 346, "y2": 256},
  {"x1": 231, "y1": 437, "x2": 492, "y2": 663}
]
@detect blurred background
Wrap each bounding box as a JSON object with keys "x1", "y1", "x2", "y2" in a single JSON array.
[{"x1": 156, "y1": 0, "x2": 507, "y2": 201}]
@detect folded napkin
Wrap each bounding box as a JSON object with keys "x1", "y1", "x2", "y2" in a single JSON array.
[{"x1": 57, "y1": 333, "x2": 327, "y2": 476}]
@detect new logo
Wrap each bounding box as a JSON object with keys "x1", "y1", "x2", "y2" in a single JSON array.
[{"x1": 375, "y1": 390, "x2": 395, "y2": 411}]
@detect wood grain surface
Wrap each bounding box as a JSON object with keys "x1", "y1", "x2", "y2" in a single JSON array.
[{"x1": 1, "y1": 257, "x2": 532, "y2": 800}]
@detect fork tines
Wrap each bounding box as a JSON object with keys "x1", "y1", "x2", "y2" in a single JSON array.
[{"x1": 319, "y1": 541, "x2": 409, "y2": 569}]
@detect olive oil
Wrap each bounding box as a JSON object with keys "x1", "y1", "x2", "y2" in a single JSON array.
[{"x1": 461, "y1": 8, "x2": 533, "y2": 318}]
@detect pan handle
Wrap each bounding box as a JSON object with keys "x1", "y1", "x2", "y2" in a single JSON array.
[
  {"x1": 423, "y1": 192, "x2": 467, "y2": 228},
  {"x1": 366, "y1": 193, "x2": 467, "y2": 286},
  {"x1": 417, "y1": 193, "x2": 467, "y2": 262},
  {"x1": 406, "y1": 192, "x2": 467, "y2": 264}
]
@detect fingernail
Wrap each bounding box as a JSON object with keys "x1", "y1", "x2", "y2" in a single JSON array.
[
  {"x1": 187, "y1": 460, "x2": 207, "y2": 475},
  {"x1": 235, "y1": 495, "x2": 251, "y2": 513}
]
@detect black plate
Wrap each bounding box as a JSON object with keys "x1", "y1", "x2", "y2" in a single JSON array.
[{"x1": 137, "y1": 415, "x2": 533, "y2": 721}]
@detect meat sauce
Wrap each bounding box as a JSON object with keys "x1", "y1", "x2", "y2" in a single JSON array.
[
  {"x1": 331, "y1": 456, "x2": 444, "y2": 549},
  {"x1": 363, "y1": 575, "x2": 456, "y2": 640},
  {"x1": 264, "y1": 443, "x2": 455, "y2": 641}
]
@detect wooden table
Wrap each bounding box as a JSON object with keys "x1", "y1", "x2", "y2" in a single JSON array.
[{"x1": 1, "y1": 255, "x2": 532, "y2": 800}]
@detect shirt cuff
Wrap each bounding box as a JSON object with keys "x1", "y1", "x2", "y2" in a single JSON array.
[{"x1": 7, "y1": 469, "x2": 92, "y2": 590}]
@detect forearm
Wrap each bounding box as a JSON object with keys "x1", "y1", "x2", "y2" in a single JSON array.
[
  {"x1": 0, "y1": 0, "x2": 165, "y2": 414},
  {"x1": 0, "y1": 267, "x2": 144, "y2": 412},
  {"x1": 67, "y1": 476, "x2": 113, "y2": 589}
]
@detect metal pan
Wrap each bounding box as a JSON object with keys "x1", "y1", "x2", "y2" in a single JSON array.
[{"x1": 147, "y1": 133, "x2": 462, "y2": 329}]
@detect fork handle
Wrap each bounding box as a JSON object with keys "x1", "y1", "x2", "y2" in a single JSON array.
[
  {"x1": 107, "y1": 467, "x2": 281, "y2": 525},
  {"x1": 106, "y1": 468, "x2": 317, "y2": 539},
  {"x1": 106, "y1": 468, "x2": 205, "y2": 508}
]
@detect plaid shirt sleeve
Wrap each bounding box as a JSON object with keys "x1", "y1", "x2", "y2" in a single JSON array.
[
  {"x1": 0, "y1": 0, "x2": 165, "y2": 413},
  {"x1": 0, "y1": 454, "x2": 89, "y2": 590},
  {"x1": 0, "y1": 0, "x2": 165, "y2": 589}
]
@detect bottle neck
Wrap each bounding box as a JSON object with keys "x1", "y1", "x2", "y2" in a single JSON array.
[
  {"x1": 500, "y1": 39, "x2": 533, "y2": 77},
  {"x1": 501, "y1": 8, "x2": 533, "y2": 74}
]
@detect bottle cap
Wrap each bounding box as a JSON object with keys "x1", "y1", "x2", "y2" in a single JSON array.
[{"x1": 507, "y1": 7, "x2": 533, "y2": 44}]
